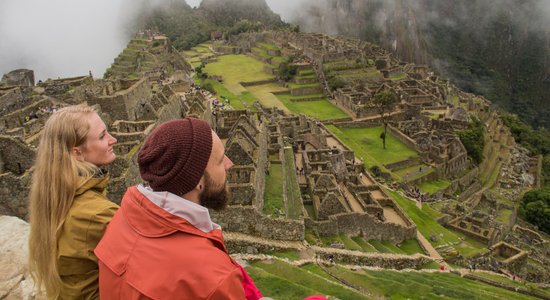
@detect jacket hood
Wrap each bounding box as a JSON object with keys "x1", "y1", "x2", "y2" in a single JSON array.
[{"x1": 121, "y1": 186, "x2": 226, "y2": 251}]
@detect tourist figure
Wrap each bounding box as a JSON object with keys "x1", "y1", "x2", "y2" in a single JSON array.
[
  {"x1": 95, "y1": 118, "x2": 263, "y2": 299},
  {"x1": 28, "y1": 105, "x2": 119, "y2": 299}
]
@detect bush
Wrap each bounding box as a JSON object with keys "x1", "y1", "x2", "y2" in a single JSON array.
[
  {"x1": 328, "y1": 77, "x2": 346, "y2": 91},
  {"x1": 520, "y1": 187, "x2": 550, "y2": 234},
  {"x1": 202, "y1": 82, "x2": 215, "y2": 93}
]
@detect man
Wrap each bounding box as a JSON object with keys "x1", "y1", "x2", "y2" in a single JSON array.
[{"x1": 95, "y1": 118, "x2": 262, "y2": 299}]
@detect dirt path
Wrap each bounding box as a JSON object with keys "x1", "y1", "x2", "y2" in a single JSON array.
[
  {"x1": 382, "y1": 207, "x2": 407, "y2": 226},
  {"x1": 339, "y1": 183, "x2": 364, "y2": 213}
]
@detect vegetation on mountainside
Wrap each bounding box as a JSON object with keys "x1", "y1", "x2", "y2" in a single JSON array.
[
  {"x1": 141, "y1": 0, "x2": 290, "y2": 50},
  {"x1": 458, "y1": 118, "x2": 485, "y2": 165},
  {"x1": 520, "y1": 187, "x2": 550, "y2": 234},
  {"x1": 501, "y1": 112, "x2": 550, "y2": 185}
]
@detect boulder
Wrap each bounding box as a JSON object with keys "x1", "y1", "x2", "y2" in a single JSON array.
[
  {"x1": 0, "y1": 215, "x2": 44, "y2": 299},
  {"x1": 1, "y1": 69, "x2": 35, "y2": 87}
]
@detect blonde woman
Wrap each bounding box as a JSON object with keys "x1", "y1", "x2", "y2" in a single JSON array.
[{"x1": 28, "y1": 105, "x2": 119, "y2": 299}]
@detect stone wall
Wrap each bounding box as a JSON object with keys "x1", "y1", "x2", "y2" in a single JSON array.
[
  {"x1": 88, "y1": 78, "x2": 151, "y2": 121},
  {"x1": 309, "y1": 211, "x2": 416, "y2": 244},
  {"x1": 0, "y1": 136, "x2": 35, "y2": 175},
  {"x1": 0, "y1": 172, "x2": 31, "y2": 219},
  {"x1": 211, "y1": 206, "x2": 304, "y2": 241},
  {"x1": 387, "y1": 125, "x2": 418, "y2": 151},
  {"x1": 314, "y1": 247, "x2": 430, "y2": 269},
  {"x1": 0, "y1": 87, "x2": 33, "y2": 115},
  {"x1": 384, "y1": 157, "x2": 419, "y2": 172}
]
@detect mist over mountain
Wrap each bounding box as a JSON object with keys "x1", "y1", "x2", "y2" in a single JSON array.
[{"x1": 291, "y1": 0, "x2": 550, "y2": 129}]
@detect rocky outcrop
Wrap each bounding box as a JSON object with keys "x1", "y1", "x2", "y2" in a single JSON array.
[{"x1": 0, "y1": 215, "x2": 44, "y2": 299}]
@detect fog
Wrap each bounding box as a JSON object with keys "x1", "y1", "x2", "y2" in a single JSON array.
[
  {"x1": 2, "y1": 0, "x2": 548, "y2": 82},
  {"x1": 0, "y1": 0, "x2": 148, "y2": 81},
  {"x1": 0, "y1": 0, "x2": 308, "y2": 81}
]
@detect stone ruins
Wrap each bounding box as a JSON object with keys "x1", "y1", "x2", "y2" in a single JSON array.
[{"x1": 1, "y1": 29, "x2": 548, "y2": 294}]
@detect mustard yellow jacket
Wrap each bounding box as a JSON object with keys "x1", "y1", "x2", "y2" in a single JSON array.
[{"x1": 57, "y1": 176, "x2": 119, "y2": 300}]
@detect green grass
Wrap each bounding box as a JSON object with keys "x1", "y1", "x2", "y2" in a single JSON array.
[
  {"x1": 250, "y1": 260, "x2": 372, "y2": 300},
  {"x1": 389, "y1": 72, "x2": 407, "y2": 80},
  {"x1": 351, "y1": 237, "x2": 378, "y2": 252},
  {"x1": 246, "y1": 266, "x2": 321, "y2": 299},
  {"x1": 203, "y1": 54, "x2": 274, "y2": 93},
  {"x1": 267, "y1": 250, "x2": 301, "y2": 261},
  {"x1": 338, "y1": 235, "x2": 364, "y2": 252},
  {"x1": 325, "y1": 265, "x2": 539, "y2": 300},
  {"x1": 384, "y1": 189, "x2": 488, "y2": 257},
  {"x1": 304, "y1": 228, "x2": 319, "y2": 245},
  {"x1": 471, "y1": 272, "x2": 550, "y2": 297},
  {"x1": 383, "y1": 188, "x2": 463, "y2": 248},
  {"x1": 368, "y1": 240, "x2": 394, "y2": 253},
  {"x1": 245, "y1": 83, "x2": 290, "y2": 113},
  {"x1": 496, "y1": 208, "x2": 513, "y2": 223},
  {"x1": 398, "y1": 238, "x2": 426, "y2": 255},
  {"x1": 263, "y1": 163, "x2": 284, "y2": 216},
  {"x1": 199, "y1": 79, "x2": 257, "y2": 111},
  {"x1": 276, "y1": 93, "x2": 349, "y2": 121},
  {"x1": 288, "y1": 82, "x2": 321, "y2": 89},
  {"x1": 419, "y1": 179, "x2": 452, "y2": 194},
  {"x1": 284, "y1": 146, "x2": 303, "y2": 219},
  {"x1": 326, "y1": 125, "x2": 418, "y2": 167}
]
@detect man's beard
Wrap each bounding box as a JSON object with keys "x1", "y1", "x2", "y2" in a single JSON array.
[{"x1": 199, "y1": 171, "x2": 228, "y2": 211}]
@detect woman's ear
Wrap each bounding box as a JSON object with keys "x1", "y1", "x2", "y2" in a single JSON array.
[{"x1": 72, "y1": 146, "x2": 84, "y2": 161}]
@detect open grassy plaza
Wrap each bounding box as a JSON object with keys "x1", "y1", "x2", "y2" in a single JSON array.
[{"x1": 326, "y1": 125, "x2": 418, "y2": 167}]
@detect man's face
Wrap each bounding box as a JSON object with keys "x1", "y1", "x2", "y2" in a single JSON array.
[
  {"x1": 200, "y1": 130, "x2": 233, "y2": 210},
  {"x1": 199, "y1": 171, "x2": 227, "y2": 211}
]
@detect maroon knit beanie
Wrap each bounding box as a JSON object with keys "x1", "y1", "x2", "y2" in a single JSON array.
[{"x1": 138, "y1": 118, "x2": 213, "y2": 196}]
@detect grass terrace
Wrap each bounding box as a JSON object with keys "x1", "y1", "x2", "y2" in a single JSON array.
[
  {"x1": 284, "y1": 145, "x2": 303, "y2": 219},
  {"x1": 419, "y1": 179, "x2": 452, "y2": 194},
  {"x1": 385, "y1": 188, "x2": 489, "y2": 257},
  {"x1": 203, "y1": 54, "x2": 274, "y2": 94},
  {"x1": 275, "y1": 93, "x2": 348, "y2": 121},
  {"x1": 324, "y1": 265, "x2": 540, "y2": 300},
  {"x1": 248, "y1": 259, "x2": 372, "y2": 300},
  {"x1": 263, "y1": 162, "x2": 284, "y2": 217},
  {"x1": 318, "y1": 234, "x2": 425, "y2": 255},
  {"x1": 248, "y1": 260, "x2": 540, "y2": 299}
]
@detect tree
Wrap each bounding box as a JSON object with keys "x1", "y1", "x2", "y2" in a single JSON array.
[
  {"x1": 370, "y1": 91, "x2": 398, "y2": 149},
  {"x1": 520, "y1": 187, "x2": 550, "y2": 234},
  {"x1": 458, "y1": 118, "x2": 485, "y2": 165},
  {"x1": 277, "y1": 57, "x2": 298, "y2": 82}
]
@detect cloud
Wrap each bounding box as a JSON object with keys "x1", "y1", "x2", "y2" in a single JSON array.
[{"x1": 0, "y1": 0, "x2": 147, "y2": 81}]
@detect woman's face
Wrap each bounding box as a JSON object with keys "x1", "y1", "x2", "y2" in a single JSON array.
[{"x1": 77, "y1": 113, "x2": 117, "y2": 166}]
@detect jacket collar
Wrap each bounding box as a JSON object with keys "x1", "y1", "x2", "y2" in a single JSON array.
[
  {"x1": 137, "y1": 184, "x2": 220, "y2": 233},
  {"x1": 75, "y1": 176, "x2": 110, "y2": 196},
  {"x1": 121, "y1": 186, "x2": 226, "y2": 251}
]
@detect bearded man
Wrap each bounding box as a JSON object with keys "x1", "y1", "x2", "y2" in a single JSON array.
[{"x1": 95, "y1": 118, "x2": 263, "y2": 300}]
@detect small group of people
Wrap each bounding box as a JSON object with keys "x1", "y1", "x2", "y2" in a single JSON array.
[{"x1": 28, "y1": 104, "x2": 326, "y2": 299}]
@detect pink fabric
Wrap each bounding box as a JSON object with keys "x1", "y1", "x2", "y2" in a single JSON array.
[
  {"x1": 237, "y1": 263, "x2": 263, "y2": 300},
  {"x1": 304, "y1": 296, "x2": 328, "y2": 300}
]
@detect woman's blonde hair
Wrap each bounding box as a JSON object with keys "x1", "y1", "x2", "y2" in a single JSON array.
[{"x1": 28, "y1": 104, "x2": 100, "y2": 298}]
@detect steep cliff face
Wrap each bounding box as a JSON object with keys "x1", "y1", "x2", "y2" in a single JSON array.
[
  {"x1": 200, "y1": 0, "x2": 284, "y2": 27},
  {"x1": 294, "y1": 0, "x2": 550, "y2": 128}
]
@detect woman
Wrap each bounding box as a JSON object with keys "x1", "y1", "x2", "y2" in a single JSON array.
[{"x1": 28, "y1": 105, "x2": 119, "y2": 299}]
